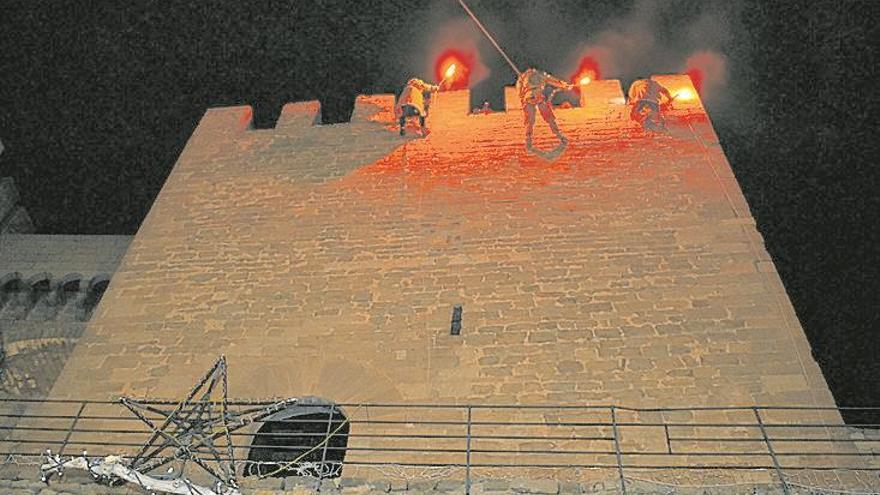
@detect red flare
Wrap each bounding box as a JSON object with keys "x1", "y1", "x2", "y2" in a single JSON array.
[
  {"x1": 435, "y1": 49, "x2": 472, "y2": 90},
  {"x1": 570, "y1": 56, "x2": 602, "y2": 93}
]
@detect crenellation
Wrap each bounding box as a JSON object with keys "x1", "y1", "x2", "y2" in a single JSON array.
[{"x1": 275, "y1": 100, "x2": 322, "y2": 130}]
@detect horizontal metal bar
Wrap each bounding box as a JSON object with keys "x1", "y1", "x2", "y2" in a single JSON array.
[
  {"x1": 3, "y1": 414, "x2": 878, "y2": 430},
  {"x1": 4, "y1": 398, "x2": 880, "y2": 411},
  {"x1": 669, "y1": 436, "x2": 880, "y2": 443},
  {"x1": 0, "y1": 426, "x2": 616, "y2": 444},
  {"x1": 5, "y1": 438, "x2": 873, "y2": 460},
  {"x1": 1, "y1": 450, "x2": 877, "y2": 472}
]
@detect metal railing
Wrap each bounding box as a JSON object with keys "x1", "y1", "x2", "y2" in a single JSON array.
[{"x1": 1, "y1": 398, "x2": 878, "y2": 494}]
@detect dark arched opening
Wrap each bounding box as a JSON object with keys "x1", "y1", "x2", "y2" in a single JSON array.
[
  {"x1": 79, "y1": 279, "x2": 109, "y2": 321},
  {"x1": 1, "y1": 277, "x2": 25, "y2": 307},
  {"x1": 245, "y1": 398, "x2": 348, "y2": 479},
  {"x1": 61, "y1": 279, "x2": 81, "y2": 303}
]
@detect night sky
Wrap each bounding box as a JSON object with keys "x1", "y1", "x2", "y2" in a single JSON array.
[{"x1": 1, "y1": 0, "x2": 878, "y2": 414}]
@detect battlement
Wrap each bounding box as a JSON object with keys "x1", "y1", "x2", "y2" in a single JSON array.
[{"x1": 200, "y1": 75, "x2": 703, "y2": 137}]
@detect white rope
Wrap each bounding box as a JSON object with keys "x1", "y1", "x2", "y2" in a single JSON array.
[
  {"x1": 367, "y1": 463, "x2": 463, "y2": 480},
  {"x1": 456, "y1": 0, "x2": 521, "y2": 75}
]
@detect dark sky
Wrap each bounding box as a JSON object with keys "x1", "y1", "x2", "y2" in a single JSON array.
[{"x1": 1, "y1": 0, "x2": 878, "y2": 413}]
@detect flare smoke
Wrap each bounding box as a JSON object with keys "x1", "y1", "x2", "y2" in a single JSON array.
[{"x1": 568, "y1": 0, "x2": 737, "y2": 106}]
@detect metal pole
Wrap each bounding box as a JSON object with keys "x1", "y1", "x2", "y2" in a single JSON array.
[
  {"x1": 456, "y1": 0, "x2": 521, "y2": 75},
  {"x1": 318, "y1": 407, "x2": 335, "y2": 484},
  {"x1": 465, "y1": 406, "x2": 472, "y2": 495},
  {"x1": 57, "y1": 402, "x2": 87, "y2": 457},
  {"x1": 664, "y1": 424, "x2": 672, "y2": 455},
  {"x1": 220, "y1": 358, "x2": 236, "y2": 486},
  {"x1": 753, "y1": 407, "x2": 791, "y2": 495},
  {"x1": 610, "y1": 406, "x2": 627, "y2": 495}
]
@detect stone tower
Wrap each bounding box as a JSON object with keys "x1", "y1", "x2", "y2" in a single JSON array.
[
  {"x1": 5, "y1": 76, "x2": 872, "y2": 488},
  {"x1": 48, "y1": 75, "x2": 833, "y2": 410}
]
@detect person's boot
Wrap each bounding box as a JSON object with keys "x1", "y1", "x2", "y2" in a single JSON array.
[{"x1": 399, "y1": 126, "x2": 405, "y2": 136}]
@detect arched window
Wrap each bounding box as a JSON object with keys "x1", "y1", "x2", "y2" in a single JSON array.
[
  {"x1": 245, "y1": 398, "x2": 349, "y2": 479},
  {"x1": 0, "y1": 276, "x2": 30, "y2": 319},
  {"x1": 26, "y1": 277, "x2": 53, "y2": 321}
]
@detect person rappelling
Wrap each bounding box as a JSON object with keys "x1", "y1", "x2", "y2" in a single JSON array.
[
  {"x1": 517, "y1": 68, "x2": 575, "y2": 150},
  {"x1": 395, "y1": 77, "x2": 444, "y2": 137},
  {"x1": 456, "y1": 0, "x2": 576, "y2": 153},
  {"x1": 627, "y1": 76, "x2": 674, "y2": 133}
]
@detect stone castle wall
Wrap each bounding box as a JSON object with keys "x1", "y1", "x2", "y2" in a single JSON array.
[
  {"x1": 48, "y1": 76, "x2": 832, "y2": 406},
  {"x1": 22, "y1": 76, "x2": 859, "y2": 472},
  {"x1": 0, "y1": 235, "x2": 132, "y2": 397}
]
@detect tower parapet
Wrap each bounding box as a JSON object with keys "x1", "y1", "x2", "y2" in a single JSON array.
[
  {"x1": 0, "y1": 179, "x2": 36, "y2": 235},
  {"x1": 0, "y1": 138, "x2": 35, "y2": 234}
]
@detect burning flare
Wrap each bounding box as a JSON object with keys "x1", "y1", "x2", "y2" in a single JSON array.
[
  {"x1": 434, "y1": 50, "x2": 472, "y2": 90},
  {"x1": 570, "y1": 55, "x2": 601, "y2": 91},
  {"x1": 674, "y1": 88, "x2": 696, "y2": 101}
]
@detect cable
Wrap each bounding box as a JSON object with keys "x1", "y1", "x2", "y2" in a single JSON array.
[{"x1": 456, "y1": 0, "x2": 521, "y2": 75}]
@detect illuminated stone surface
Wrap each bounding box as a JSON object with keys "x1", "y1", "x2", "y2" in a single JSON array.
[{"x1": 48, "y1": 77, "x2": 832, "y2": 409}]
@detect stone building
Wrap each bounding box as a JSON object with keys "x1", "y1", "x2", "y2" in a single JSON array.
[
  {"x1": 3, "y1": 78, "x2": 874, "y2": 486},
  {"x1": 47, "y1": 76, "x2": 835, "y2": 409},
  {"x1": 0, "y1": 140, "x2": 132, "y2": 398}
]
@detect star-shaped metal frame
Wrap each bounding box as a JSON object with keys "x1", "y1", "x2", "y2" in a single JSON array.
[{"x1": 120, "y1": 356, "x2": 296, "y2": 490}]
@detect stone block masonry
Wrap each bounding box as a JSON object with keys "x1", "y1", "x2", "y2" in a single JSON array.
[
  {"x1": 40, "y1": 76, "x2": 840, "y2": 467},
  {"x1": 1, "y1": 235, "x2": 132, "y2": 397}
]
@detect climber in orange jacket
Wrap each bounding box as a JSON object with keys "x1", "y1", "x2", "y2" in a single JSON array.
[
  {"x1": 516, "y1": 68, "x2": 574, "y2": 150},
  {"x1": 627, "y1": 77, "x2": 674, "y2": 132},
  {"x1": 395, "y1": 78, "x2": 443, "y2": 137}
]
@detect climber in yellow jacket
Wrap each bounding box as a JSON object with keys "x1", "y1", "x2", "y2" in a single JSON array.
[
  {"x1": 395, "y1": 78, "x2": 442, "y2": 137},
  {"x1": 516, "y1": 68, "x2": 574, "y2": 150}
]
